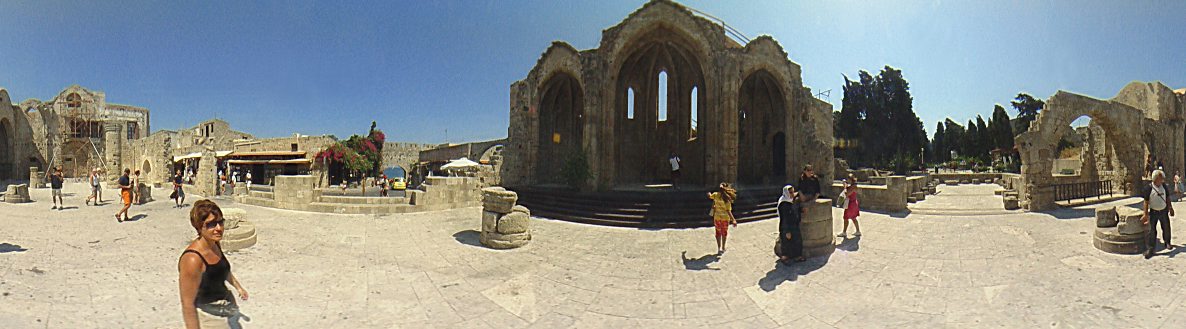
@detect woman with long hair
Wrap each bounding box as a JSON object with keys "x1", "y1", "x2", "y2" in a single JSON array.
[{"x1": 708, "y1": 183, "x2": 738, "y2": 254}]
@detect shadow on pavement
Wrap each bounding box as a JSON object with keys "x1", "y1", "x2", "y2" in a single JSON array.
[
  {"x1": 758, "y1": 253, "x2": 830, "y2": 292},
  {"x1": 836, "y1": 236, "x2": 861, "y2": 252},
  {"x1": 680, "y1": 251, "x2": 720, "y2": 271},
  {"x1": 125, "y1": 214, "x2": 147, "y2": 222},
  {"x1": 452, "y1": 230, "x2": 483, "y2": 247},
  {"x1": 0, "y1": 243, "x2": 28, "y2": 253}
]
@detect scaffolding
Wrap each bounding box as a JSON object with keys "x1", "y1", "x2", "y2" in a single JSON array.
[{"x1": 57, "y1": 99, "x2": 108, "y2": 178}]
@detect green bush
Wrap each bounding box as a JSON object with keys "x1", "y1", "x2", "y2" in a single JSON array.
[{"x1": 559, "y1": 150, "x2": 593, "y2": 189}]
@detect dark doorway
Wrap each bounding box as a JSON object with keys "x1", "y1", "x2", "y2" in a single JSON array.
[{"x1": 772, "y1": 132, "x2": 786, "y2": 178}]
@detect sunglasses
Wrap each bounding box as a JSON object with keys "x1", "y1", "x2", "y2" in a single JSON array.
[{"x1": 204, "y1": 219, "x2": 225, "y2": 230}]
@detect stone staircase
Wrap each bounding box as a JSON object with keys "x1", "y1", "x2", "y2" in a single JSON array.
[{"x1": 511, "y1": 186, "x2": 784, "y2": 228}]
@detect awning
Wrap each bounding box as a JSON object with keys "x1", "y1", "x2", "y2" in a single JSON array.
[
  {"x1": 228, "y1": 151, "x2": 306, "y2": 157},
  {"x1": 226, "y1": 159, "x2": 312, "y2": 165},
  {"x1": 172, "y1": 152, "x2": 202, "y2": 161},
  {"x1": 215, "y1": 150, "x2": 233, "y2": 157},
  {"x1": 441, "y1": 157, "x2": 481, "y2": 169}
]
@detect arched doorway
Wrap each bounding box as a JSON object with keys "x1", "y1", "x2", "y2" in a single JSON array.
[
  {"x1": 614, "y1": 27, "x2": 707, "y2": 186},
  {"x1": 536, "y1": 73, "x2": 584, "y2": 185},
  {"x1": 738, "y1": 70, "x2": 787, "y2": 185},
  {"x1": 142, "y1": 159, "x2": 153, "y2": 175},
  {"x1": 0, "y1": 118, "x2": 12, "y2": 181}
]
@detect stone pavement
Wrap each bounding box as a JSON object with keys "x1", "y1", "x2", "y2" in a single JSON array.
[{"x1": 3, "y1": 182, "x2": 1186, "y2": 328}]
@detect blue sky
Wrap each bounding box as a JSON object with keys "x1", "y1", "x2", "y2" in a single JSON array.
[{"x1": 2, "y1": 0, "x2": 1184, "y2": 142}]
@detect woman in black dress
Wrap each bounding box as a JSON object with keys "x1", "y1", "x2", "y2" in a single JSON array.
[{"x1": 778, "y1": 185, "x2": 806, "y2": 264}]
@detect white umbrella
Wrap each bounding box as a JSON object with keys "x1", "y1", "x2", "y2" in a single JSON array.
[{"x1": 441, "y1": 157, "x2": 481, "y2": 170}]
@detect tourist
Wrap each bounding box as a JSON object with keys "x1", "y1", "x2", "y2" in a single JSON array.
[
  {"x1": 245, "y1": 171, "x2": 252, "y2": 191},
  {"x1": 1142, "y1": 169, "x2": 1175, "y2": 259},
  {"x1": 86, "y1": 168, "x2": 101, "y2": 206},
  {"x1": 47, "y1": 166, "x2": 65, "y2": 210},
  {"x1": 837, "y1": 175, "x2": 862, "y2": 238},
  {"x1": 798, "y1": 165, "x2": 821, "y2": 201},
  {"x1": 178, "y1": 200, "x2": 249, "y2": 329},
  {"x1": 708, "y1": 183, "x2": 737, "y2": 254},
  {"x1": 116, "y1": 168, "x2": 132, "y2": 222},
  {"x1": 218, "y1": 172, "x2": 227, "y2": 196},
  {"x1": 132, "y1": 169, "x2": 142, "y2": 205},
  {"x1": 173, "y1": 169, "x2": 186, "y2": 208},
  {"x1": 1145, "y1": 155, "x2": 1155, "y2": 178},
  {"x1": 669, "y1": 152, "x2": 681, "y2": 189},
  {"x1": 777, "y1": 184, "x2": 806, "y2": 264},
  {"x1": 1175, "y1": 171, "x2": 1184, "y2": 199},
  {"x1": 379, "y1": 174, "x2": 389, "y2": 197}
]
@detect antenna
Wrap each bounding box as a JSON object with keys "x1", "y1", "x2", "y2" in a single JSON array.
[{"x1": 814, "y1": 89, "x2": 832, "y2": 101}]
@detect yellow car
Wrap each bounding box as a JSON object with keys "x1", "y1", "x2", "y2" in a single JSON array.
[{"x1": 390, "y1": 177, "x2": 406, "y2": 190}]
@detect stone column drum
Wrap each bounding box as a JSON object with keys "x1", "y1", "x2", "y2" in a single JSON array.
[
  {"x1": 480, "y1": 187, "x2": 531, "y2": 249},
  {"x1": 801, "y1": 198, "x2": 835, "y2": 257},
  {"x1": 219, "y1": 208, "x2": 257, "y2": 251},
  {"x1": 29, "y1": 167, "x2": 44, "y2": 188},
  {"x1": 4, "y1": 184, "x2": 32, "y2": 203},
  {"x1": 1093, "y1": 206, "x2": 1147, "y2": 255}
]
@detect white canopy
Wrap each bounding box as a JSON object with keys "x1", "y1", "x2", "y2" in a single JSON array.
[
  {"x1": 172, "y1": 152, "x2": 202, "y2": 162},
  {"x1": 441, "y1": 157, "x2": 481, "y2": 170}
]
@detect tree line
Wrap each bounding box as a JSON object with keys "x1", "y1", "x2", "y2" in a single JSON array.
[{"x1": 832, "y1": 64, "x2": 1046, "y2": 172}]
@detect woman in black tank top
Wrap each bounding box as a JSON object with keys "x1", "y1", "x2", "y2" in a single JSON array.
[{"x1": 178, "y1": 200, "x2": 249, "y2": 329}]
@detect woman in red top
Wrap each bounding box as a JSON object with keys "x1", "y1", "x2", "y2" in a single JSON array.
[{"x1": 838, "y1": 175, "x2": 862, "y2": 237}]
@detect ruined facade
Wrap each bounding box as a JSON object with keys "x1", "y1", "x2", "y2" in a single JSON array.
[
  {"x1": 1016, "y1": 81, "x2": 1186, "y2": 210},
  {"x1": 4, "y1": 85, "x2": 150, "y2": 181},
  {"x1": 0, "y1": 89, "x2": 39, "y2": 182},
  {"x1": 502, "y1": 0, "x2": 833, "y2": 190}
]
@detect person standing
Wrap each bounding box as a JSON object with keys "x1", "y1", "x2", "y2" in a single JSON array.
[
  {"x1": 1142, "y1": 169, "x2": 1175, "y2": 259},
  {"x1": 132, "y1": 169, "x2": 142, "y2": 205},
  {"x1": 47, "y1": 166, "x2": 65, "y2": 210},
  {"x1": 708, "y1": 183, "x2": 737, "y2": 254},
  {"x1": 668, "y1": 152, "x2": 681, "y2": 189},
  {"x1": 777, "y1": 185, "x2": 806, "y2": 264},
  {"x1": 838, "y1": 175, "x2": 862, "y2": 237},
  {"x1": 178, "y1": 200, "x2": 249, "y2": 329},
  {"x1": 116, "y1": 169, "x2": 133, "y2": 222},
  {"x1": 86, "y1": 168, "x2": 101, "y2": 206},
  {"x1": 245, "y1": 171, "x2": 252, "y2": 191},
  {"x1": 798, "y1": 165, "x2": 821, "y2": 201},
  {"x1": 173, "y1": 169, "x2": 187, "y2": 208}
]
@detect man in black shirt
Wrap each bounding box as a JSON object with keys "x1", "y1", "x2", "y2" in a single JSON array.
[
  {"x1": 173, "y1": 169, "x2": 186, "y2": 208},
  {"x1": 798, "y1": 165, "x2": 821, "y2": 201},
  {"x1": 47, "y1": 166, "x2": 65, "y2": 210}
]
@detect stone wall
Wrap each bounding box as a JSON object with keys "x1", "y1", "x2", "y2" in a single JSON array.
[
  {"x1": 383, "y1": 142, "x2": 434, "y2": 173},
  {"x1": 0, "y1": 89, "x2": 39, "y2": 182},
  {"x1": 237, "y1": 175, "x2": 481, "y2": 214},
  {"x1": 123, "y1": 130, "x2": 176, "y2": 186},
  {"x1": 832, "y1": 182, "x2": 907, "y2": 213}
]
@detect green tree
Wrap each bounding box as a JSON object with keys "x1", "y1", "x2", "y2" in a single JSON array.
[
  {"x1": 839, "y1": 66, "x2": 928, "y2": 169},
  {"x1": 933, "y1": 122, "x2": 946, "y2": 162},
  {"x1": 1011, "y1": 93, "x2": 1045, "y2": 134},
  {"x1": 943, "y1": 119, "x2": 965, "y2": 160},
  {"x1": 990, "y1": 104, "x2": 1014, "y2": 151},
  {"x1": 975, "y1": 115, "x2": 989, "y2": 162}
]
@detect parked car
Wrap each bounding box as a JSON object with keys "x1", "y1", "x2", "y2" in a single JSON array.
[{"x1": 391, "y1": 177, "x2": 406, "y2": 190}]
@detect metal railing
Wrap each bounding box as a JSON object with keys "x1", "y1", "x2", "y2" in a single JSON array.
[{"x1": 1054, "y1": 180, "x2": 1113, "y2": 202}]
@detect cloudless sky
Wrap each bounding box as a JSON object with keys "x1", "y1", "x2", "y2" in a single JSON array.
[{"x1": 2, "y1": 0, "x2": 1184, "y2": 142}]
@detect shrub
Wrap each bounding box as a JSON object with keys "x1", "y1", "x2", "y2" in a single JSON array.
[{"x1": 559, "y1": 150, "x2": 592, "y2": 189}]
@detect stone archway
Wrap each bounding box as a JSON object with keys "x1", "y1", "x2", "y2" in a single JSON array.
[
  {"x1": 738, "y1": 70, "x2": 787, "y2": 185},
  {"x1": 613, "y1": 27, "x2": 707, "y2": 186},
  {"x1": 0, "y1": 118, "x2": 12, "y2": 181},
  {"x1": 1016, "y1": 92, "x2": 1145, "y2": 210},
  {"x1": 536, "y1": 73, "x2": 584, "y2": 185}
]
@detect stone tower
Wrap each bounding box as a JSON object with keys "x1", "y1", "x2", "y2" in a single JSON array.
[{"x1": 104, "y1": 122, "x2": 122, "y2": 179}]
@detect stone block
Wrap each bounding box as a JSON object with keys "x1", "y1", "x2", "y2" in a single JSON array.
[
  {"x1": 482, "y1": 210, "x2": 501, "y2": 232},
  {"x1": 482, "y1": 187, "x2": 518, "y2": 214},
  {"x1": 1095, "y1": 206, "x2": 1118, "y2": 228},
  {"x1": 4, "y1": 184, "x2": 32, "y2": 203},
  {"x1": 1116, "y1": 207, "x2": 1146, "y2": 235},
  {"x1": 994, "y1": 190, "x2": 1005, "y2": 195},
  {"x1": 945, "y1": 180, "x2": 960, "y2": 186},
  {"x1": 497, "y1": 211, "x2": 531, "y2": 234},
  {"x1": 511, "y1": 204, "x2": 530, "y2": 216},
  {"x1": 222, "y1": 208, "x2": 247, "y2": 230},
  {"x1": 1093, "y1": 226, "x2": 1146, "y2": 255},
  {"x1": 222, "y1": 221, "x2": 257, "y2": 252},
  {"x1": 480, "y1": 231, "x2": 530, "y2": 249},
  {"x1": 908, "y1": 197, "x2": 918, "y2": 203},
  {"x1": 1003, "y1": 196, "x2": 1020, "y2": 210},
  {"x1": 136, "y1": 183, "x2": 153, "y2": 205}
]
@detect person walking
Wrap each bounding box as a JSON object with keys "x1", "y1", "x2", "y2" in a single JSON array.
[
  {"x1": 173, "y1": 169, "x2": 187, "y2": 208},
  {"x1": 116, "y1": 169, "x2": 133, "y2": 222},
  {"x1": 86, "y1": 168, "x2": 101, "y2": 206},
  {"x1": 708, "y1": 183, "x2": 738, "y2": 254},
  {"x1": 798, "y1": 165, "x2": 821, "y2": 201},
  {"x1": 777, "y1": 185, "x2": 806, "y2": 264},
  {"x1": 669, "y1": 152, "x2": 682, "y2": 189},
  {"x1": 245, "y1": 171, "x2": 252, "y2": 191},
  {"x1": 178, "y1": 200, "x2": 249, "y2": 329},
  {"x1": 47, "y1": 166, "x2": 65, "y2": 210},
  {"x1": 1143, "y1": 169, "x2": 1175, "y2": 259},
  {"x1": 838, "y1": 175, "x2": 862, "y2": 238}
]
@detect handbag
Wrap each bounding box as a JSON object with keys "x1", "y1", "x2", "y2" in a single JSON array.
[
  {"x1": 838, "y1": 192, "x2": 848, "y2": 210},
  {"x1": 170, "y1": 190, "x2": 178, "y2": 199}
]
